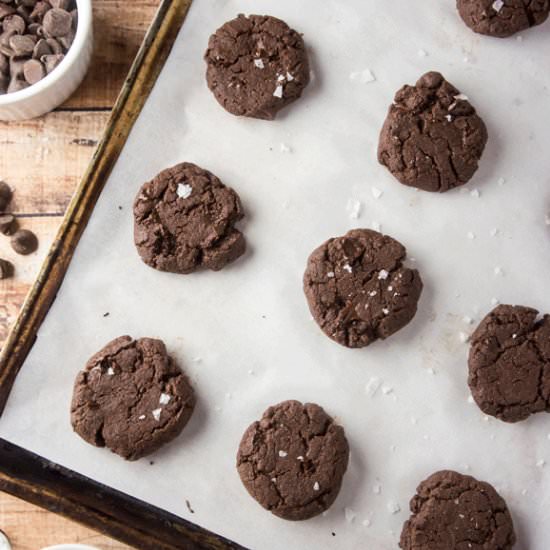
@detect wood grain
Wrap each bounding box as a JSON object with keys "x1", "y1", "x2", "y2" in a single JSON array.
[{"x1": 0, "y1": 0, "x2": 161, "y2": 547}]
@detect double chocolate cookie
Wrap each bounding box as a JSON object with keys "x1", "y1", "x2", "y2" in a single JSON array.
[
  {"x1": 468, "y1": 304, "x2": 550, "y2": 422},
  {"x1": 133, "y1": 162, "x2": 245, "y2": 274},
  {"x1": 204, "y1": 14, "x2": 310, "y2": 120},
  {"x1": 237, "y1": 400, "x2": 349, "y2": 520},
  {"x1": 378, "y1": 72, "x2": 488, "y2": 192},
  {"x1": 71, "y1": 336, "x2": 195, "y2": 460},
  {"x1": 400, "y1": 470, "x2": 516, "y2": 550},
  {"x1": 457, "y1": 0, "x2": 550, "y2": 37},
  {"x1": 303, "y1": 229, "x2": 423, "y2": 348}
]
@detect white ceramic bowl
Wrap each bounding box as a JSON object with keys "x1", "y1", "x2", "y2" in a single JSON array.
[{"x1": 0, "y1": 0, "x2": 93, "y2": 121}]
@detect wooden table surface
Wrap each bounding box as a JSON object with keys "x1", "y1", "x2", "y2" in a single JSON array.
[{"x1": 0, "y1": 1, "x2": 161, "y2": 548}]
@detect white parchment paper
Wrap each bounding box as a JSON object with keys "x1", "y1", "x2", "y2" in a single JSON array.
[{"x1": 2, "y1": 1, "x2": 550, "y2": 548}]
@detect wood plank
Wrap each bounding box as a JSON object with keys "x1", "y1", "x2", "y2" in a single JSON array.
[
  {"x1": 62, "y1": 0, "x2": 161, "y2": 109},
  {"x1": 0, "y1": 112, "x2": 110, "y2": 215},
  {"x1": 0, "y1": 492, "x2": 133, "y2": 549}
]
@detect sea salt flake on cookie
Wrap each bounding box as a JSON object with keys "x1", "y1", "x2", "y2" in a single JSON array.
[
  {"x1": 152, "y1": 408, "x2": 162, "y2": 421},
  {"x1": 176, "y1": 183, "x2": 193, "y2": 199}
]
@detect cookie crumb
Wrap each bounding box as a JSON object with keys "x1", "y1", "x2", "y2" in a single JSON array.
[{"x1": 186, "y1": 499, "x2": 195, "y2": 513}]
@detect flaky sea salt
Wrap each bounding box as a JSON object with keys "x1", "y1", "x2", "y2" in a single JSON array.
[
  {"x1": 159, "y1": 393, "x2": 171, "y2": 405},
  {"x1": 347, "y1": 199, "x2": 362, "y2": 219},
  {"x1": 344, "y1": 507, "x2": 356, "y2": 523},
  {"x1": 365, "y1": 377, "x2": 382, "y2": 397},
  {"x1": 152, "y1": 408, "x2": 162, "y2": 421},
  {"x1": 350, "y1": 68, "x2": 376, "y2": 83},
  {"x1": 492, "y1": 0, "x2": 504, "y2": 12},
  {"x1": 278, "y1": 450, "x2": 288, "y2": 458},
  {"x1": 313, "y1": 482, "x2": 320, "y2": 491},
  {"x1": 455, "y1": 93, "x2": 469, "y2": 101},
  {"x1": 445, "y1": 114, "x2": 453, "y2": 122},
  {"x1": 177, "y1": 183, "x2": 192, "y2": 199},
  {"x1": 459, "y1": 332, "x2": 469, "y2": 343},
  {"x1": 327, "y1": 271, "x2": 335, "y2": 278},
  {"x1": 343, "y1": 264, "x2": 353, "y2": 273},
  {"x1": 387, "y1": 502, "x2": 401, "y2": 515},
  {"x1": 107, "y1": 367, "x2": 115, "y2": 376},
  {"x1": 378, "y1": 269, "x2": 389, "y2": 280},
  {"x1": 273, "y1": 84, "x2": 283, "y2": 98},
  {"x1": 254, "y1": 58, "x2": 264, "y2": 69},
  {"x1": 286, "y1": 72, "x2": 294, "y2": 81},
  {"x1": 371, "y1": 187, "x2": 383, "y2": 199},
  {"x1": 382, "y1": 308, "x2": 390, "y2": 315}
]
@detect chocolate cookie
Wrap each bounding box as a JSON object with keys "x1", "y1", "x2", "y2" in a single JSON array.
[
  {"x1": 468, "y1": 304, "x2": 550, "y2": 423},
  {"x1": 204, "y1": 14, "x2": 310, "y2": 120},
  {"x1": 133, "y1": 162, "x2": 245, "y2": 274},
  {"x1": 71, "y1": 336, "x2": 195, "y2": 460},
  {"x1": 400, "y1": 470, "x2": 516, "y2": 550},
  {"x1": 457, "y1": 0, "x2": 550, "y2": 37},
  {"x1": 378, "y1": 72, "x2": 488, "y2": 193},
  {"x1": 236, "y1": 400, "x2": 349, "y2": 520},
  {"x1": 303, "y1": 229, "x2": 423, "y2": 348}
]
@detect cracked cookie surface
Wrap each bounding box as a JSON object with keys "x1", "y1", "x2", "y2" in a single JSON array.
[
  {"x1": 303, "y1": 229, "x2": 423, "y2": 348},
  {"x1": 378, "y1": 71, "x2": 488, "y2": 192},
  {"x1": 236, "y1": 400, "x2": 349, "y2": 520},
  {"x1": 400, "y1": 470, "x2": 516, "y2": 550},
  {"x1": 204, "y1": 14, "x2": 310, "y2": 120},
  {"x1": 457, "y1": 0, "x2": 550, "y2": 37},
  {"x1": 133, "y1": 162, "x2": 245, "y2": 274},
  {"x1": 468, "y1": 304, "x2": 550, "y2": 422},
  {"x1": 71, "y1": 336, "x2": 195, "y2": 460}
]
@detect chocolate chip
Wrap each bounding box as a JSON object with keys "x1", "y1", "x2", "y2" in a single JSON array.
[
  {"x1": 41, "y1": 52, "x2": 62, "y2": 72},
  {"x1": 0, "y1": 4, "x2": 15, "y2": 19},
  {"x1": 9, "y1": 33, "x2": 35, "y2": 55},
  {"x1": 23, "y1": 57, "x2": 42, "y2": 83},
  {"x1": 58, "y1": 28, "x2": 73, "y2": 49},
  {"x1": 16, "y1": 5, "x2": 32, "y2": 24},
  {"x1": 9, "y1": 56, "x2": 25, "y2": 78},
  {"x1": 7, "y1": 76, "x2": 28, "y2": 92},
  {"x1": 29, "y1": 1, "x2": 50, "y2": 23},
  {"x1": 0, "y1": 181, "x2": 12, "y2": 210},
  {"x1": 0, "y1": 29, "x2": 16, "y2": 46},
  {"x1": 17, "y1": 0, "x2": 39, "y2": 7},
  {"x1": 11, "y1": 228, "x2": 38, "y2": 255},
  {"x1": 0, "y1": 52, "x2": 8, "y2": 73},
  {"x1": 50, "y1": 0, "x2": 71, "y2": 9},
  {"x1": 27, "y1": 22, "x2": 40, "y2": 34},
  {"x1": 3, "y1": 14, "x2": 26, "y2": 34},
  {"x1": 0, "y1": 214, "x2": 17, "y2": 235},
  {"x1": 32, "y1": 36, "x2": 49, "y2": 57},
  {"x1": 42, "y1": 8, "x2": 71, "y2": 37},
  {"x1": 0, "y1": 258, "x2": 13, "y2": 279},
  {"x1": 45, "y1": 36, "x2": 61, "y2": 53}
]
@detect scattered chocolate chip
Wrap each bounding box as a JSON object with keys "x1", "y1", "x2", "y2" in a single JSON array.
[
  {"x1": 42, "y1": 7, "x2": 71, "y2": 37},
  {"x1": 103, "y1": 312, "x2": 109, "y2": 317},
  {"x1": 0, "y1": 213, "x2": 17, "y2": 235},
  {"x1": 7, "y1": 76, "x2": 28, "y2": 92},
  {"x1": 185, "y1": 499, "x2": 195, "y2": 514},
  {"x1": 0, "y1": 258, "x2": 13, "y2": 279},
  {"x1": 22, "y1": 57, "x2": 42, "y2": 83},
  {"x1": 58, "y1": 28, "x2": 73, "y2": 48},
  {"x1": 11, "y1": 228, "x2": 38, "y2": 255},
  {"x1": 30, "y1": 1, "x2": 50, "y2": 23},
  {"x1": 9, "y1": 55, "x2": 25, "y2": 78},
  {"x1": 0, "y1": 4, "x2": 15, "y2": 19},
  {"x1": 0, "y1": 180, "x2": 12, "y2": 210}
]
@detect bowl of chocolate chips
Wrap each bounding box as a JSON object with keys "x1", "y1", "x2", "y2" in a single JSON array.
[{"x1": 0, "y1": 0, "x2": 92, "y2": 120}]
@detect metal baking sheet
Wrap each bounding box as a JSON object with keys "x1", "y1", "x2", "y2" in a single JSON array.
[{"x1": 1, "y1": 1, "x2": 549, "y2": 548}]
